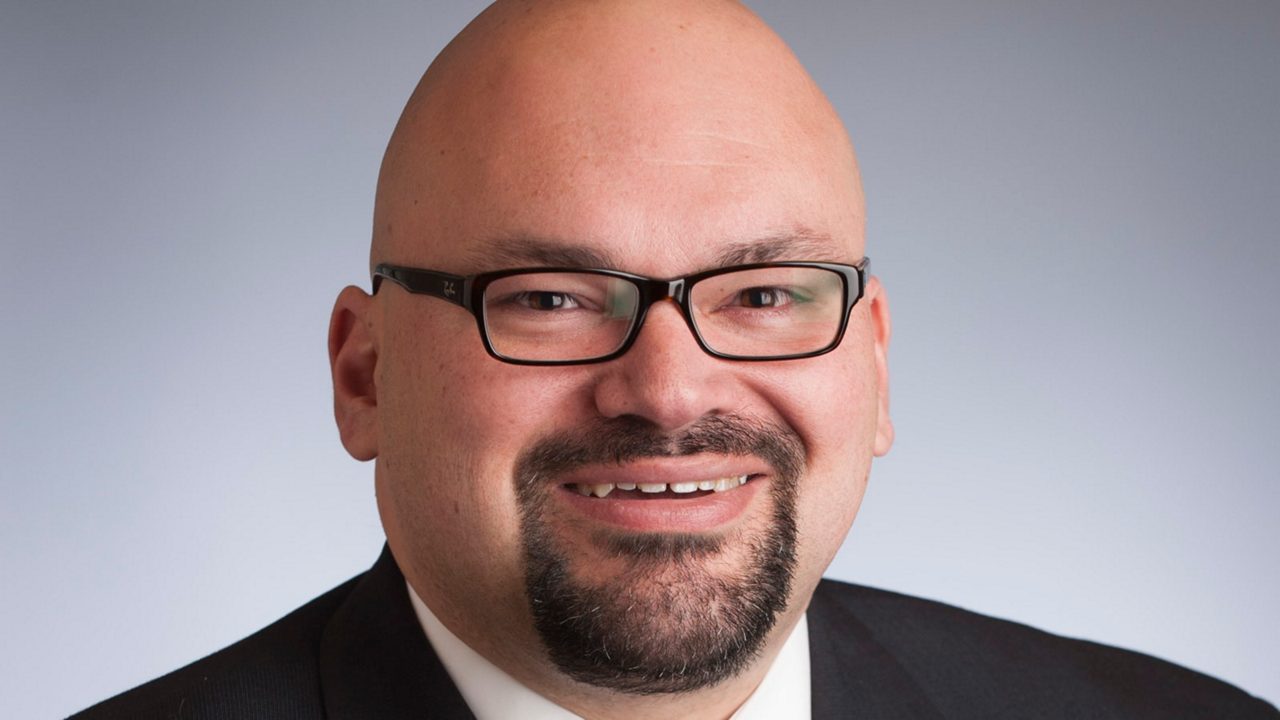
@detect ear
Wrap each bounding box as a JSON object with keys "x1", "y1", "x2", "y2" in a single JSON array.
[
  {"x1": 328, "y1": 285, "x2": 379, "y2": 461},
  {"x1": 867, "y1": 277, "x2": 894, "y2": 457}
]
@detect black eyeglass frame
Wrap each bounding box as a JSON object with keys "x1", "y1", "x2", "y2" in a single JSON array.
[{"x1": 372, "y1": 258, "x2": 870, "y2": 366}]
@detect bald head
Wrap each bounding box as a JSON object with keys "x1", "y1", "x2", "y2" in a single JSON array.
[{"x1": 371, "y1": 0, "x2": 863, "y2": 270}]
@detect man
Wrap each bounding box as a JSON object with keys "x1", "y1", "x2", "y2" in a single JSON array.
[{"x1": 73, "y1": 1, "x2": 1276, "y2": 718}]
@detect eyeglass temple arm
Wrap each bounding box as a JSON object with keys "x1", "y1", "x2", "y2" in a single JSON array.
[
  {"x1": 372, "y1": 264, "x2": 470, "y2": 308},
  {"x1": 854, "y1": 257, "x2": 871, "y2": 304}
]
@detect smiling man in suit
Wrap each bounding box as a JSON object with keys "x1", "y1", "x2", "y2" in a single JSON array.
[{"x1": 73, "y1": 1, "x2": 1276, "y2": 718}]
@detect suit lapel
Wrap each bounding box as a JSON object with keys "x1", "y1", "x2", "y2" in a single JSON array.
[
  {"x1": 316, "y1": 556, "x2": 942, "y2": 719},
  {"x1": 318, "y1": 546, "x2": 476, "y2": 720},
  {"x1": 808, "y1": 580, "x2": 944, "y2": 719}
]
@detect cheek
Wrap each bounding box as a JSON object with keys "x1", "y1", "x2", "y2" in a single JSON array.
[
  {"x1": 377, "y1": 327, "x2": 591, "y2": 569},
  {"x1": 424, "y1": 348, "x2": 594, "y2": 471},
  {"x1": 755, "y1": 328, "x2": 879, "y2": 468},
  {"x1": 373, "y1": 328, "x2": 522, "y2": 600},
  {"x1": 749, "y1": 328, "x2": 879, "y2": 575}
]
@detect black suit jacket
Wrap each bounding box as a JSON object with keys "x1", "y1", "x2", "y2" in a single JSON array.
[{"x1": 72, "y1": 547, "x2": 1277, "y2": 719}]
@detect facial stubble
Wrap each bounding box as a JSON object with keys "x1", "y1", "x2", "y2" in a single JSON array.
[{"x1": 515, "y1": 416, "x2": 803, "y2": 694}]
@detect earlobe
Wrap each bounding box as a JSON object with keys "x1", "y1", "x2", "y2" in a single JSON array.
[
  {"x1": 329, "y1": 286, "x2": 379, "y2": 461},
  {"x1": 867, "y1": 278, "x2": 894, "y2": 457}
]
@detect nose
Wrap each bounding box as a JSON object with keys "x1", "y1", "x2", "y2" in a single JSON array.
[{"x1": 591, "y1": 299, "x2": 739, "y2": 432}]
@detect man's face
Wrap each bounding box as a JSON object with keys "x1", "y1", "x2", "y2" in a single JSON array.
[{"x1": 339, "y1": 1, "x2": 891, "y2": 696}]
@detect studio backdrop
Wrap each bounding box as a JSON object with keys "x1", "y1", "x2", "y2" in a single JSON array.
[{"x1": 1, "y1": 2, "x2": 1276, "y2": 717}]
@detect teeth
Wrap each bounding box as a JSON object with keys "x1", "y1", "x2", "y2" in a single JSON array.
[
  {"x1": 714, "y1": 475, "x2": 748, "y2": 492},
  {"x1": 571, "y1": 475, "x2": 750, "y2": 497}
]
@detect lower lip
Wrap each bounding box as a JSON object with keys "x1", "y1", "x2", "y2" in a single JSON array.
[{"x1": 556, "y1": 480, "x2": 764, "y2": 532}]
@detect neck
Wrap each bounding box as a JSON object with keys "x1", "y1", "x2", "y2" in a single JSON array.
[{"x1": 539, "y1": 654, "x2": 782, "y2": 720}]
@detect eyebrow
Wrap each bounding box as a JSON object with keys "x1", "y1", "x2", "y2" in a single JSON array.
[
  {"x1": 465, "y1": 235, "x2": 621, "y2": 270},
  {"x1": 711, "y1": 229, "x2": 846, "y2": 267},
  {"x1": 465, "y1": 228, "x2": 848, "y2": 274}
]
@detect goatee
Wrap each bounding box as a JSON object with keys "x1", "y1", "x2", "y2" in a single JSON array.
[{"x1": 514, "y1": 415, "x2": 804, "y2": 694}]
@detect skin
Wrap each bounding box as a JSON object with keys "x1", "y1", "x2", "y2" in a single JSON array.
[{"x1": 328, "y1": 1, "x2": 893, "y2": 718}]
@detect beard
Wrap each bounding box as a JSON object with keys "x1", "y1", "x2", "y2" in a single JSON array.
[{"x1": 514, "y1": 415, "x2": 805, "y2": 694}]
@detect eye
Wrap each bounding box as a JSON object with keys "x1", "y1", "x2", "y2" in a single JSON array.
[
  {"x1": 513, "y1": 291, "x2": 580, "y2": 310},
  {"x1": 735, "y1": 287, "x2": 804, "y2": 308}
]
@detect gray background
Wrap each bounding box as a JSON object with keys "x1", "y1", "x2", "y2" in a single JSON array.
[{"x1": 2, "y1": 1, "x2": 1276, "y2": 716}]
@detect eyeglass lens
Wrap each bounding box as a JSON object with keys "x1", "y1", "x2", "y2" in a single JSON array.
[{"x1": 480, "y1": 267, "x2": 845, "y2": 362}]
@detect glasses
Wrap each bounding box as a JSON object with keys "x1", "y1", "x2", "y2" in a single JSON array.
[{"x1": 372, "y1": 259, "x2": 869, "y2": 365}]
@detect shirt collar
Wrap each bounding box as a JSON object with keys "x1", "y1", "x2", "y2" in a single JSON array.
[{"x1": 407, "y1": 583, "x2": 810, "y2": 719}]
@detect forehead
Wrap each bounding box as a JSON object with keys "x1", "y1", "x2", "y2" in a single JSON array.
[{"x1": 389, "y1": 120, "x2": 862, "y2": 278}]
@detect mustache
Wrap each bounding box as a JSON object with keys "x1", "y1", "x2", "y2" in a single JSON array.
[{"x1": 514, "y1": 415, "x2": 807, "y2": 496}]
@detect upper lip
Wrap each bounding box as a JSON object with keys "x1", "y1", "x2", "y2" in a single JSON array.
[{"x1": 555, "y1": 454, "x2": 770, "y2": 488}]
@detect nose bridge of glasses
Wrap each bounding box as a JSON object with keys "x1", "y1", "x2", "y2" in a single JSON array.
[
  {"x1": 632, "y1": 277, "x2": 685, "y2": 302},
  {"x1": 632, "y1": 277, "x2": 690, "y2": 321},
  {"x1": 622, "y1": 276, "x2": 697, "y2": 343}
]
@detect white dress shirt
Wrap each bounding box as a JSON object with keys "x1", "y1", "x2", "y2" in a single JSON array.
[{"x1": 408, "y1": 583, "x2": 811, "y2": 719}]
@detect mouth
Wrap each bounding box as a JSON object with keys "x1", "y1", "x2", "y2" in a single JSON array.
[
  {"x1": 566, "y1": 474, "x2": 752, "y2": 498},
  {"x1": 552, "y1": 460, "x2": 767, "y2": 533}
]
